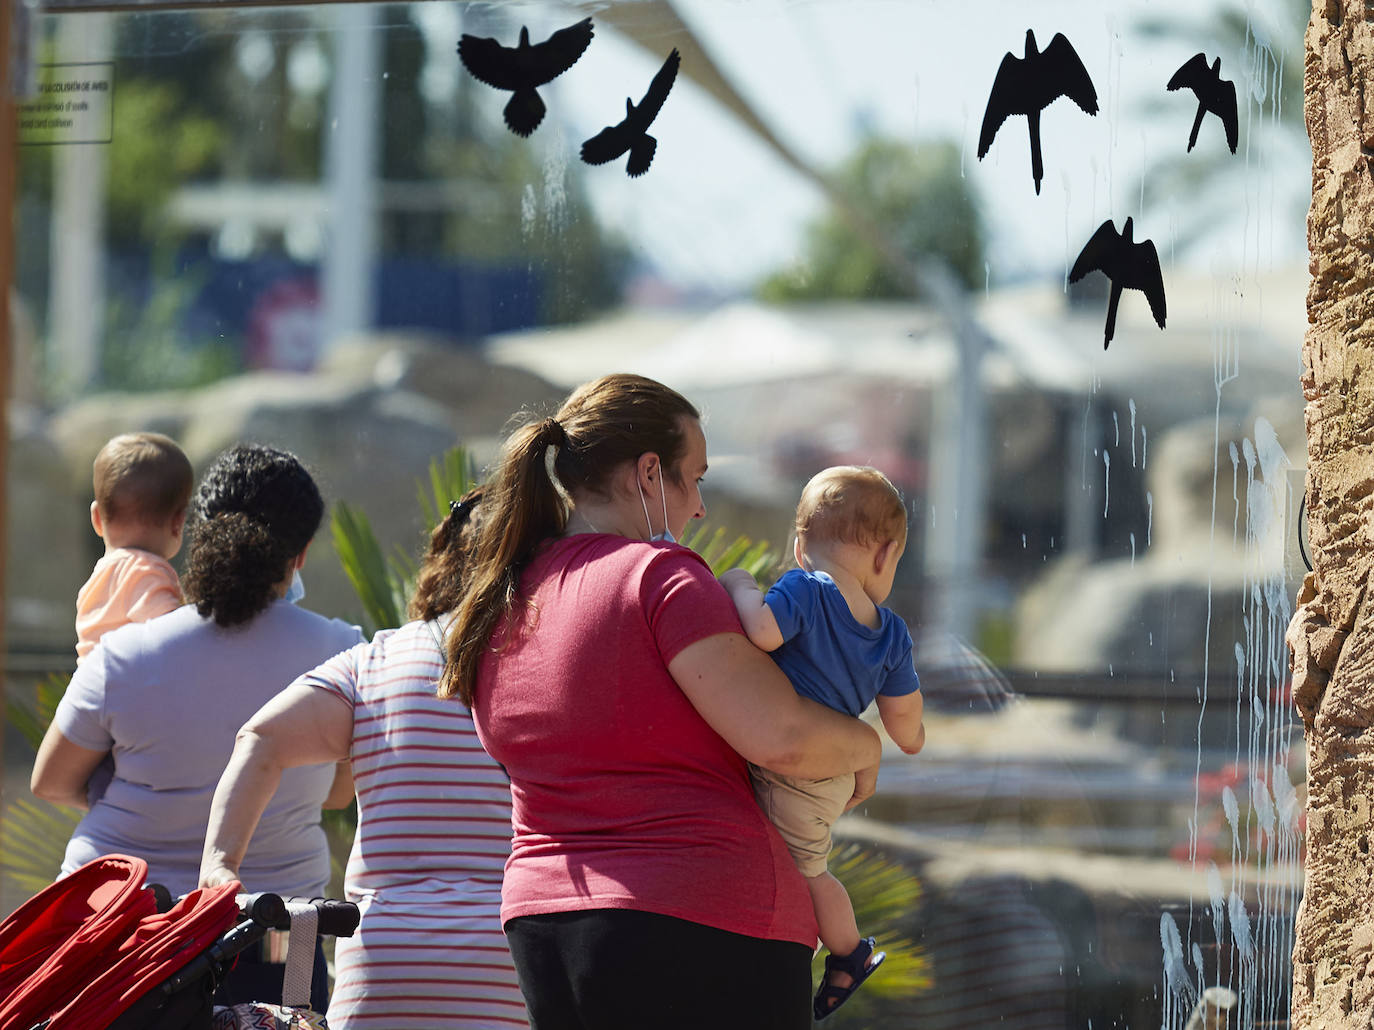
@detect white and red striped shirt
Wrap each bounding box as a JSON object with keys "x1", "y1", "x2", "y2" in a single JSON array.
[{"x1": 300, "y1": 620, "x2": 527, "y2": 1029}]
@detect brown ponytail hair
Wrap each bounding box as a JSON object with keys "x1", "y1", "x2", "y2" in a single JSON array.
[
  {"x1": 438, "y1": 373, "x2": 699, "y2": 704},
  {"x1": 408, "y1": 485, "x2": 485, "y2": 622}
]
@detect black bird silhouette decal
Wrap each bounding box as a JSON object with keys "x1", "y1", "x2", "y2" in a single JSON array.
[
  {"x1": 581, "y1": 48, "x2": 680, "y2": 177},
  {"x1": 1167, "y1": 53, "x2": 1238, "y2": 154},
  {"x1": 1068, "y1": 217, "x2": 1167, "y2": 350},
  {"x1": 978, "y1": 30, "x2": 1099, "y2": 194},
  {"x1": 457, "y1": 17, "x2": 594, "y2": 137}
]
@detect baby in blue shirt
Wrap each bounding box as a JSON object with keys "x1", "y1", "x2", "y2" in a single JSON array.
[{"x1": 720, "y1": 465, "x2": 925, "y2": 1020}]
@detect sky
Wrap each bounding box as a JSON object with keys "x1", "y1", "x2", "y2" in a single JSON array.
[
  {"x1": 417, "y1": 0, "x2": 1310, "y2": 294},
  {"x1": 44, "y1": 0, "x2": 1308, "y2": 297}
]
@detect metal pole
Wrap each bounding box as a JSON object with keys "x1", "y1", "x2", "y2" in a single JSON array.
[
  {"x1": 920, "y1": 259, "x2": 988, "y2": 642},
  {"x1": 319, "y1": 3, "x2": 378, "y2": 355},
  {"x1": 46, "y1": 12, "x2": 110, "y2": 395}
]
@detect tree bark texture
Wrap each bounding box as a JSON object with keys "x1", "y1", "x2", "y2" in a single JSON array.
[{"x1": 1291, "y1": 2, "x2": 1374, "y2": 1026}]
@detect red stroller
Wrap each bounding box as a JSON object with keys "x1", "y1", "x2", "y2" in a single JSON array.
[{"x1": 0, "y1": 854, "x2": 358, "y2": 1030}]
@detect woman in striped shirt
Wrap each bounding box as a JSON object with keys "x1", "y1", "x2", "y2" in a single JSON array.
[{"x1": 200, "y1": 489, "x2": 528, "y2": 1029}]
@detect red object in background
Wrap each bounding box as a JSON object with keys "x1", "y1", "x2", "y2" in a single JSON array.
[{"x1": 247, "y1": 277, "x2": 321, "y2": 372}]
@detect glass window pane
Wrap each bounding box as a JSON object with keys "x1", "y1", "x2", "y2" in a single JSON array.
[{"x1": 6, "y1": 3, "x2": 1306, "y2": 1027}]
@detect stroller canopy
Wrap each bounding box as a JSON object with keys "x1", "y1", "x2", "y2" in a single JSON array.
[
  {"x1": 0, "y1": 854, "x2": 240, "y2": 1030},
  {"x1": 0, "y1": 854, "x2": 159, "y2": 1028}
]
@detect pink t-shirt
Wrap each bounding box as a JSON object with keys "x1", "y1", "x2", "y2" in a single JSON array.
[
  {"x1": 472, "y1": 534, "x2": 819, "y2": 948},
  {"x1": 75, "y1": 548, "x2": 183, "y2": 662}
]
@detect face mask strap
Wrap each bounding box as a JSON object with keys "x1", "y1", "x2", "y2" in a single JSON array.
[
  {"x1": 637, "y1": 474, "x2": 655, "y2": 542},
  {"x1": 636, "y1": 458, "x2": 673, "y2": 543},
  {"x1": 659, "y1": 470, "x2": 670, "y2": 537}
]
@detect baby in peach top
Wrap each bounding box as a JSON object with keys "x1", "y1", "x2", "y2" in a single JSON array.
[{"x1": 76, "y1": 432, "x2": 194, "y2": 662}]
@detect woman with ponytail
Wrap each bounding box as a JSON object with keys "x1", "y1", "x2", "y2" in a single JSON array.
[
  {"x1": 445, "y1": 373, "x2": 882, "y2": 1030},
  {"x1": 33, "y1": 444, "x2": 363, "y2": 1011},
  {"x1": 200, "y1": 484, "x2": 530, "y2": 1029}
]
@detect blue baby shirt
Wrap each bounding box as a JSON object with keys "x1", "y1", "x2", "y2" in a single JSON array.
[{"x1": 765, "y1": 568, "x2": 920, "y2": 717}]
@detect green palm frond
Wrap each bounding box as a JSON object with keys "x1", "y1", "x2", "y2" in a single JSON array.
[
  {"x1": 0, "y1": 675, "x2": 78, "y2": 904},
  {"x1": 679, "y1": 523, "x2": 781, "y2": 581},
  {"x1": 332, "y1": 447, "x2": 480, "y2": 638},
  {"x1": 6, "y1": 673, "x2": 68, "y2": 753},
  {"x1": 331, "y1": 502, "x2": 407, "y2": 637},
  {"x1": 418, "y1": 448, "x2": 479, "y2": 530},
  {"x1": 0, "y1": 797, "x2": 80, "y2": 899},
  {"x1": 814, "y1": 840, "x2": 931, "y2": 1025}
]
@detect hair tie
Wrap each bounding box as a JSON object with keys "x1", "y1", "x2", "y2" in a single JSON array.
[
  {"x1": 449, "y1": 497, "x2": 476, "y2": 522},
  {"x1": 542, "y1": 417, "x2": 568, "y2": 447}
]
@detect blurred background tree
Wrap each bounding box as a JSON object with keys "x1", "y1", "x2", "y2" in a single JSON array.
[
  {"x1": 1134, "y1": 0, "x2": 1309, "y2": 252},
  {"x1": 104, "y1": 79, "x2": 225, "y2": 245},
  {"x1": 758, "y1": 137, "x2": 984, "y2": 302},
  {"x1": 414, "y1": 6, "x2": 628, "y2": 324},
  {"x1": 17, "y1": 6, "x2": 629, "y2": 402}
]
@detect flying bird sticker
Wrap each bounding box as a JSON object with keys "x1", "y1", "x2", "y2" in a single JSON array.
[
  {"x1": 1069, "y1": 217, "x2": 1167, "y2": 350},
  {"x1": 1167, "y1": 53, "x2": 1238, "y2": 154},
  {"x1": 458, "y1": 17, "x2": 595, "y2": 137},
  {"x1": 978, "y1": 30, "x2": 1099, "y2": 195},
  {"x1": 581, "y1": 48, "x2": 680, "y2": 177}
]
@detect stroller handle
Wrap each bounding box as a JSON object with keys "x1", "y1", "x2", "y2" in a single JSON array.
[
  {"x1": 160, "y1": 894, "x2": 359, "y2": 997},
  {"x1": 236, "y1": 892, "x2": 360, "y2": 938}
]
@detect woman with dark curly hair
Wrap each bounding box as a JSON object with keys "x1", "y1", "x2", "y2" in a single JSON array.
[{"x1": 32, "y1": 443, "x2": 363, "y2": 1010}]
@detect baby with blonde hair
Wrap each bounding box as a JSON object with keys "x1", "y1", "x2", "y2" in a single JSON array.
[{"x1": 720, "y1": 465, "x2": 926, "y2": 1020}]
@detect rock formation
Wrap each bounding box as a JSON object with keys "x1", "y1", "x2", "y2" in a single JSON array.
[
  {"x1": 1289, "y1": 2, "x2": 1374, "y2": 1025},
  {"x1": 1014, "y1": 404, "x2": 1303, "y2": 676},
  {"x1": 6, "y1": 334, "x2": 560, "y2": 652}
]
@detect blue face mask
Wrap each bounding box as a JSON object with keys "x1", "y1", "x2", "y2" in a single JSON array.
[
  {"x1": 638, "y1": 475, "x2": 675, "y2": 544},
  {"x1": 284, "y1": 568, "x2": 306, "y2": 604}
]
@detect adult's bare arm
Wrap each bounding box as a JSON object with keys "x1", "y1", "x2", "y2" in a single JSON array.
[
  {"x1": 31, "y1": 726, "x2": 105, "y2": 810},
  {"x1": 323, "y1": 761, "x2": 356, "y2": 810},
  {"x1": 200, "y1": 682, "x2": 352, "y2": 889},
  {"x1": 668, "y1": 631, "x2": 881, "y2": 778}
]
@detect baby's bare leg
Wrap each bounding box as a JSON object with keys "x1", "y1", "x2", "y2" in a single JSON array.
[{"x1": 807, "y1": 870, "x2": 860, "y2": 966}]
